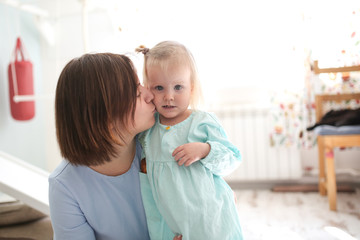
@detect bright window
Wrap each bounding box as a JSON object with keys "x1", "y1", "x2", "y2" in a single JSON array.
[{"x1": 83, "y1": 0, "x2": 360, "y2": 105}]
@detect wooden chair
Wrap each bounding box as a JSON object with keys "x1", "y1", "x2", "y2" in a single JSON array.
[{"x1": 315, "y1": 93, "x2": 360, "y2": 211}]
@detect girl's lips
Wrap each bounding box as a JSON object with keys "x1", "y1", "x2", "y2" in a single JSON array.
[{"x1": 162, "y1": 105, "x2": 175, "y2": 109}]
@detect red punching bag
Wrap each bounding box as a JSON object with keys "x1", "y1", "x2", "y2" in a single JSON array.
[{"x1": 8, "y1": 37, "x2": 35, "y2": 121}]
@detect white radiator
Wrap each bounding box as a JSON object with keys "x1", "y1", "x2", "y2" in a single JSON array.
[{"x1": 211, "y1": 105, "x2": 302, "y2": 181}]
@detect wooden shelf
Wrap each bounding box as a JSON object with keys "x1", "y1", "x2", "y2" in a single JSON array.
[{"x1": 313, "y1": 60, "x2": 360, "y2": 74}]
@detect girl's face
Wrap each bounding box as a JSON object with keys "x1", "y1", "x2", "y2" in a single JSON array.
[
  {"x1": 131, "y1": 84, "x2": 156, "y2": 134},
  {"x1": 147, "y1": 63, "x2": 192, "y2": 126}
]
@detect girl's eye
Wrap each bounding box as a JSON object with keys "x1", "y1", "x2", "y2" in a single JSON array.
[
  {"x1": 174, "y1": 85, "x2": 182, "y2": 90},
  {"x1": 155, "y1": 86, "x2": 163, "y2": 91}
]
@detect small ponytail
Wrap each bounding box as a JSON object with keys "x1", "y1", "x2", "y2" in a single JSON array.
[{"x1": 135, "y1": 45, "x2": 149, "y2": 55}]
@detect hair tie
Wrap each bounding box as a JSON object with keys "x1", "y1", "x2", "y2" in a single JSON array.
[{"x1": 135, "y1": 45, "x2": 149, "y2": 55}]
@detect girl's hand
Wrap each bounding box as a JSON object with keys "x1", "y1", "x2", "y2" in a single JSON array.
[{"x1": 172, "y1": 142, "x2": 210, "y2": 166}]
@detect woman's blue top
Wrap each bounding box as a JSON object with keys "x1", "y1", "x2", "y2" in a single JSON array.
[{"x1": 49, "y1": 141, "x2": 150, "y2": 240}]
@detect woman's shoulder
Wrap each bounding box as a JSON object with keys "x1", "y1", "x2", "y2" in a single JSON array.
[
  {"x1": 49, "y1": 160, "x2": 71, "y2": 180},
  {"x1": 48, "y1": 160, "x2": 89, "y2": 185}
]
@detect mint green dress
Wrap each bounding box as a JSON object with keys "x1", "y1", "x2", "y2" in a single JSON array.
[{"x1": 139, "y1": 111, "x2": 243, "y2": 240}]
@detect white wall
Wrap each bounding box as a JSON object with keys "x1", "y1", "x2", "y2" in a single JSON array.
[
  {"x1": 1, "y1": 0, "x2": 359, "y2": 177},
  {"x1": 0, "y1": 3, "x2": 49, "y2": 170}
]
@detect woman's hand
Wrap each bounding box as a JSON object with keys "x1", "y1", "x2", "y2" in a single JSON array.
[
  {"x1": 172, "y1": 142, "x2": 211, "y2": 166},
  {"x1": 173, "y1": 235, "x2": 182, "y2": 240}
]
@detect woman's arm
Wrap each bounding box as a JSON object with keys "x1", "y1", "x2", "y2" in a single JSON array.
[{"x1": 49, "y1": 178, "x2": 96, "y2": 240}]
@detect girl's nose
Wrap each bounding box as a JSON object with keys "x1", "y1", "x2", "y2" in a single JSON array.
[{"x1": 164, "y1": 90, "x2": 174, "y2": 101}]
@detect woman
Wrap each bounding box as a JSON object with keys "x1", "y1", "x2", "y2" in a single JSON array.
[{"x1": 49, "y1": 52, "x2": 181, "y2": 240}]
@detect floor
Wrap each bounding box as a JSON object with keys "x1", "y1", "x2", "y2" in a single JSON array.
[
  {"x1": 1, "y1": 187, "x2": 359, "y2": 240},
  {"x1": 234, "y1": 187, "x2": 360, "y2": 240}
]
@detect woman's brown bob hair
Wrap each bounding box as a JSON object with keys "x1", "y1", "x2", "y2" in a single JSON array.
[{"x1": 55, "y1": 53, "x2": 138, "y2": 166}]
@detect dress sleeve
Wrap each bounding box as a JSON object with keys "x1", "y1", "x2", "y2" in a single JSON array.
[
  {"x1": 49, "y1": 178, "x2": 96, "y2": 240},
  {"x1": 192, "y1": 112, "x2": 242, "y2": 176}
]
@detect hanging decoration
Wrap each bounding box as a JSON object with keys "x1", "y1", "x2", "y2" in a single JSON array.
[{"x1": 8, "y1": 37, "x2": 35, "y2": 121}]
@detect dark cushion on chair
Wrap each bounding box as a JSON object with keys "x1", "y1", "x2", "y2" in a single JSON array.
[
  {"x1": 307, "y1": 108, "x2": 360, "y2": 131},
  {"x1": 0, "y1": 238, "x2": 34, "y2": 240},
  {"x1": 0, "y1": 201, "x2": 46, "y2": 226},
  {"x1": 314, "y1": 125, "x2": 360, "y2": 135}
]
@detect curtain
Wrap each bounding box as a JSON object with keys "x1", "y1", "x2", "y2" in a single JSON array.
[{"x1": 269, "y1": 2, "x2": 360, "y2": 148}]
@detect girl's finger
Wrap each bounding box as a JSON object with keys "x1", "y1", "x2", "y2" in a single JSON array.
[
  {"x1": 172, "y1": 146, "x2": 184, "y2": 156},
  {"x1": 178, "y1": 156, "x2": 189, "y2": 166},
  {"x1": 174, "y1": 152, "x2": 182, "y2": 161},
  {"x1": 184, "y1": 160, "x2": 193, "y2": 167}
]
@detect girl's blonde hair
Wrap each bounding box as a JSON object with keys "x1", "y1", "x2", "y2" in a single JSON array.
[{"x1": 136, "y1": 41, "x2": 203, "y2": 109}]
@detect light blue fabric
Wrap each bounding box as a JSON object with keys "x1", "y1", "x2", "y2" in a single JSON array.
[
  {"x1": 139, "y1": 172, "x2": 175, "y2": 240},
  {"x1": 49, "y1": 141, "x2": 150, "y2": 240},
  {"x1": 139, "y1": 111, "x2": 243, "y2": 240},
  {"x1": 314, "y1": 125, "x2": 360, "y2": 136}
]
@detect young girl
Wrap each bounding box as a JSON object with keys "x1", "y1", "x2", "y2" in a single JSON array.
[{"x1": 136, "y1": 41, "x2": 243, "y2": 239}]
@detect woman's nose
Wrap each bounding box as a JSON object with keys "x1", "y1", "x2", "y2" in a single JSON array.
[{"x1": 142, "y1": 86, "x2": 154, "y2": 103}]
